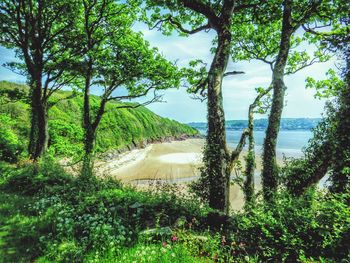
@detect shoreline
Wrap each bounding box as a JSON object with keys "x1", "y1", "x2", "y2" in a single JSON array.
[
  {"x1": 99, "y1": 134, "x2": 203, "y2": 161},
  {"x1": 97, "y1": 138, "x2": 278, "y2": 210}
]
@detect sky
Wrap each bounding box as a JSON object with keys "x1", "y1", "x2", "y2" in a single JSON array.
[{"x1": 0, "y1": 23, "x2": 337, "y2": 123}]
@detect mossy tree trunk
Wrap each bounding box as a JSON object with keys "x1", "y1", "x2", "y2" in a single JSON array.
[
  {"x1": 244, "y1": 106, "x2": 255, "y2": 205},
  {"x1": 243, "y1": 85, "x2": 273, "y2": 206},
  {"x1": 262, "y1": 0, "x2": 293, "y2": 202},
  {"x1": 206, "y1": 27, "x2": 233, "y2": 213}
]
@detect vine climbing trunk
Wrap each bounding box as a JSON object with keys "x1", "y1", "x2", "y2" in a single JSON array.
[
  {"x1": 244, "y1": 105, "x2": 255, "y2": 205},
  {"x1": 262, "y1": 0, "x2": 293, "y2": 202},
  {"x1": 205, "y1": 27, "x2": 232, "y2": 214}
]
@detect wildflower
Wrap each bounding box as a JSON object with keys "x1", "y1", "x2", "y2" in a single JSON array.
[
  {"x1": 171, "y1": 235, "x2": 178, "y2": 242},
  {"x1": 162, "y1": 241, "x2": 167, "y2": 247},
  {"x1": 221, "y1": 235, "x2": 226, "y2": 246}
]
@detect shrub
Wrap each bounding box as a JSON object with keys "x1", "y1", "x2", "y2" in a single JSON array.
[
  {"x1": 229, "y1": 191, "x2": 350, "y2": 262},
  {"x1": 2, "y1": 157, "x2": 72, "y2": 195},
  {"x1": 0, "y1": 114, "x2": 24, "y2": 163}
]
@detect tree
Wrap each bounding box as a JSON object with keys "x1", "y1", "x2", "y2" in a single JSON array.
[
  {"x1": 75, "y1": 0, "x2": 181, "y2": 177},
  {"x1": 230, "y1": 0, "x2": 336, "y2": 201},
  {"x1": 0, "y1": 0, "x2": 79, "y2": 160},
  {"x1": 243, "y1": 87, "x2": 272, "y2": 205},
  {"x1": 284, "y1": 11, "x2": 350, "y2": 196},
  {"x1": 145, "y1": 0, "x2": 263, "y2": 214}
]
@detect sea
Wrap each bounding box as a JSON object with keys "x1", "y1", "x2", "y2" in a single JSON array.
[{"x1": 197, "y1": 128, "x2": 313, "y2": 159}]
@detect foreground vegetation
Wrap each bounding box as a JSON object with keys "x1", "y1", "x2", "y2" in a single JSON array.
[
  {"x1": 0, "y1": 0, "x2": 348, "y2": 261},
  {"x1": 0, "y1": 159, "x2": 349, "y2": 262}
]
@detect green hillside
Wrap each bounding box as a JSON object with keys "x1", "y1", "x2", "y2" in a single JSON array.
[{"x1": 0, "y1": 81, "x2": 198, "y2": 161}]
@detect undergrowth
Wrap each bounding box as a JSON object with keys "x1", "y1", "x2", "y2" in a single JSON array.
[{"x1": 0, "y1": 159, "x2": 349, "y2": 262}]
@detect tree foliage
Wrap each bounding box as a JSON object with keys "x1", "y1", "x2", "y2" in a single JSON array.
[
  {"x1": 0, "y1": 0, "x2": 80, "y2": 159},
  {"x1": 68, "y1": 0, "x2": 182, "y2": 176}
]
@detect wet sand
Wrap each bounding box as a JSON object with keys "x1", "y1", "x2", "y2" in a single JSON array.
[{"x1": 98, "y1": 138, "x2": 268, "y2": 211}]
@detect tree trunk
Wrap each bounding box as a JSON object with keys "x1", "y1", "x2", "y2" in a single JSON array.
[
  {"x1": 262, "y1": 0, "x2": 293, "y2": 202},
  {"x1": 81, "y1": 64, "x2": 94, "y2": 177},
  {"x1": 82, "y1": 129, "x2": 95, "y2": 178},
  {"x1": 244, "y1": 106, "x2": 255, "y2": 205},
  {"x1": 28, "y1": 78, "x2": 49, "y2": 160},
  {"x1": 262, "y1": 77, "x2": 286, "y2": 201},
  {"x1": 80, "y1": 59, "x2": 108, "y2": 177},
  {"x1": 205, "y1": 29, "x2": 232, "y2": 214}
]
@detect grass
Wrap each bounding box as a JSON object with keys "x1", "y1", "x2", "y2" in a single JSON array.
[
  {"x1": 0, "y1": 159, "x2": 349, "y2": 262},
  {"x1": 0, "y1": 192, "x2": 42, "y2": 262}
]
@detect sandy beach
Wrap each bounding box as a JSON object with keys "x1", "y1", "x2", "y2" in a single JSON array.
[{"x1": 97, "y1": 138, "x2": 271, "y2": 210}]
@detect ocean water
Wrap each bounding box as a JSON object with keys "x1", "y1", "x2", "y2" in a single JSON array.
[{"x1": 198, "y1": 129, "x2": 313, "y2": 159}]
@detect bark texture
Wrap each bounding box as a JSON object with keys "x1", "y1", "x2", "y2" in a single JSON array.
[
  {"x1": 206, "y1": 28, "x2": 232, "y2": 213},
  {"x1": 27, "y1": 74, "x2": 49, "y2": 160},
  {"x1": 262, "y1": 0, "x2": 293, "y2": 202},
  {"x1": 244, "y1": 105, "x2": 256, "y2": 205}
]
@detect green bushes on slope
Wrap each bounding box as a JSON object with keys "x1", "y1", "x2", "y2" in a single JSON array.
[{"x1": 0, "y1": 81, "x2": 198, "y2": 160}]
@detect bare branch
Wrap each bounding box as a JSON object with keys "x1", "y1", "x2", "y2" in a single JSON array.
[
  {"x1": 114, "y1": 91, "x2": 163, "y2": 109},
  {"x1": 107, "y1": 85, "x2": 156, "y2": 101},
  {"x1": 223, "y1": 71, "x2": 245, "y2": 77}
]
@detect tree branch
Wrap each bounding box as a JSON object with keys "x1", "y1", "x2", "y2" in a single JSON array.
[
  {"x1": 47, "y1": 92, "x2": 77, "y2": 109},
  {"x1": 179, "y1": 0, "x2": 220, "y2": 30},
  {"x1": 169, "y1": 16, "x2": 211, "y2": 34},
  {"x1": 107, "y1": 85, "x2": 156, "y2": 101},
  {"x1": 114, "y1": 90, "x2": 163, "y2": 109},
  {"x1": 151, "y1": 15, "x2": 211, "y2": 34},
  {"x1": 230, "y1": 128, "x2": 249, "y2": 163},
  {"x1": 223, "y1": 70, "x2": 245, "y2": 77}
]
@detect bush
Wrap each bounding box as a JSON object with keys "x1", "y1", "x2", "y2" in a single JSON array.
[
  {"x1": 229, "y1": 191, "x2": 350, "y2": 262},
  {"x1": 0, "y1": 114, "x2": 24, "y2": 163},
  {"x1": 2, "y1": 157, "x2": 72, "y2": 195}
]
